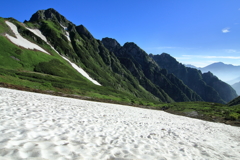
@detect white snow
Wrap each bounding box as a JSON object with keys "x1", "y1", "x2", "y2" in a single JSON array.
[
  {"x1": 24, "y1": 23, "x2": 101, "y2": 86},
  {"x1": 61, "y1": 56, "x2": 101, "y2": 86},
  {"x1": 5, "y1": 21, "x2": 50, "y2": 55},
  {"x1": 60, "y1": 24, "x2": 71, "y2": 42},
  {"x1": 25, "y1": 27, "x2": 47, "y2": 42},
  {"x1": 0, "y1": 87, "x2": 239, "y2": 160}
]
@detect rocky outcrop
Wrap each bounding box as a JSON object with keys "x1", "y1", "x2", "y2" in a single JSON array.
[
  {"x1": 76, "y1": 25, "x2": 94, "y2": 40},
  {"x1": 29, "y1": 8, "x2": 70, "y2": 26},
  {"x1": 101, "y1": 37, "x2": 121, "y2": 53}
]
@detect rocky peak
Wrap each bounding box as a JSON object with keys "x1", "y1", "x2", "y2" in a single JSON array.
[
  {"x1": 159, "y1": 53, "x2": 178, "y2": 62},
  {"x1": 202, "y1": 71, "x2": 217, "y2": 80},
  {"x1": 101, "y1": 37, "x2": 121, "y2": 52},
  {"x1": 203, "y1": 71, "x2": 214, "y2": 77},
  {"x1": 122, "y1": 42, "x2": 147, "y2": 58},
  {"x1": 76, "y1": 25, "x2": 93, "y2": 40},
  {"x1": 29, "y1": 8, "x2": 70, "y2": 26},
  {"x1": 151, "y1": 53, "x2": 180, "y2": 69}
]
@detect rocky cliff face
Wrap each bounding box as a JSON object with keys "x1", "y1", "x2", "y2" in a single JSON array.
[
  {"x1": 151, "y1": 53, "x2": 237, "y2": 103},
  {"x1": 102, "y1": 38, "x2": 202, "y2": 102}
]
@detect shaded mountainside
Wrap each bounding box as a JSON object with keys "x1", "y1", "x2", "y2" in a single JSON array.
[
  {"x1": 150, "y1": 53, "x2": 237, "y2": 103},
  {"x1": 228, "y1": 96, "x2": 240, "y2": 106},
  {"x1": 102, "y1": 38, "x2": 202, "y2": 102}
]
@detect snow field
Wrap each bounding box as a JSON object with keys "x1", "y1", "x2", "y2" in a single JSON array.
[{"x1": 0, "y1": 88, "x2": 239, "y2": 160}]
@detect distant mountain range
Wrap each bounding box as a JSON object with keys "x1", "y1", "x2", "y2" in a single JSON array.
[
  {"x1": 0, "y1": 8, "x2": 237, "y2": 104},
  {"x1": 184, "y1": 64, "x2": 198, "y2": 69},
  {"x1": 186, "y1": 62, "x2": 240, "y2": 84}
]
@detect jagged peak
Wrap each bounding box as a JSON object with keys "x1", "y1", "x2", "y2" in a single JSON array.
[
  {"x1": 123, "y1": 42, "x2": 138, "y2": 48},
  {"x1": 101, "y1": 37, "x2": 121, "y2": 52},
  {"x1": 102, "y1": 37, "x2": 120, "y2": 46},
  {"x1": 76, "y1": 25, "x2": 93, "y2": 39},
  {"x1": 160, "y1": 52, "x2": 171, "y2": 56},
  {"x1": 152, "y1": 53, "x2": 178, "y2": 65},
  {"x1": 203, "y1": 71, "x2": 215, "y2": 77},
  {"x1": 28, "y1": 8, "x2": 70, "y2": 26},
  {"x1": 122, "y1": 42, "x2": 146, "y2": 55}
]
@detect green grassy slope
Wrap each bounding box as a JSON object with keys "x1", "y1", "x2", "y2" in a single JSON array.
[
  {"x1": 0, "y1": 16, "x2": 160, "y2": 105},
  {"x1": 155, "y1": 101, "x2": 240, "y2": 125}
]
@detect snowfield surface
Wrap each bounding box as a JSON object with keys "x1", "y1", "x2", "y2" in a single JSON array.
[
  {"x1": 0, "y1": 88, "x2": 239, "y2": 160},
  {"x1": 5, "y1": 21, "x2": 50, "y2": 55},
  {"x1": 25, "y1": 24, "x2": 101, "y2": 86}
]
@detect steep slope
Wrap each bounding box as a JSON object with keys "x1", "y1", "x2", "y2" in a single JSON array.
[
  {"x1": 227, "y1": 96, "x2": 240, "y2": 106},
  {"x1": 151, "y1": 53, "x2": 237, "y2": 103},
  {"x1": 202, "y1": 72, "x2": 237, "y2": 103},
  {"x1": 102, "y1": 38, "x2": 202, "y2": 102},
  {"x1": 0, "y1": 9, "x2": 161, "y2": 103}
]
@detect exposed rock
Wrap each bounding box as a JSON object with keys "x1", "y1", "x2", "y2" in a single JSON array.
[
  {"x1": 102, "y1": 37, "x2": 121, "y2": 52},
  {"x1": 76, "y1": 25, "x2": 93, "y2": 40},
  {"x1": 29, "y1": 8, "x2": 69, "y2": 26}
]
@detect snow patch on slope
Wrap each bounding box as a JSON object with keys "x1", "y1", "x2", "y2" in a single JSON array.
[
  {"x1": 61, "y1": 56, "x2": 101, "y2": 86},
  {"x1": 60, "y1": 24, "x2": 71, "y2": 42},
  {"x1": 26, "y1": 24, "x2": 101, "y2": 86},
  {"x1": 5, "y1": 21, "x2": 50, "y2": 55},
  {"x1": 25, "y1": 27, "x2": 47, "y2": 42}
]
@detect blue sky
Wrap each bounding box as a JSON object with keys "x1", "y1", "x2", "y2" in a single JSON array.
[{"x1": 1, "y1": 0, "x2": 240, "y2": 67}]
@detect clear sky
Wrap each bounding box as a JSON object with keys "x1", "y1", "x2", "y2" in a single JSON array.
[{"x1": 1, "y1": 0, "x2": 240, "y2": 67}]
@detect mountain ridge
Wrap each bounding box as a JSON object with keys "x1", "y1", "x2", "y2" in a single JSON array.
[
  {"x1": 150, "y1": 53, "x2": 237, "y2": 103},
  {"x1": 102, "y1": 38, "x2": 204, "y2": 102},
  {"x1": 199, "y1": 62, "x2": 240, "y2": 83},
  {"x1": 0, "y1": 8, "x2": 237, "y2": 104}
]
